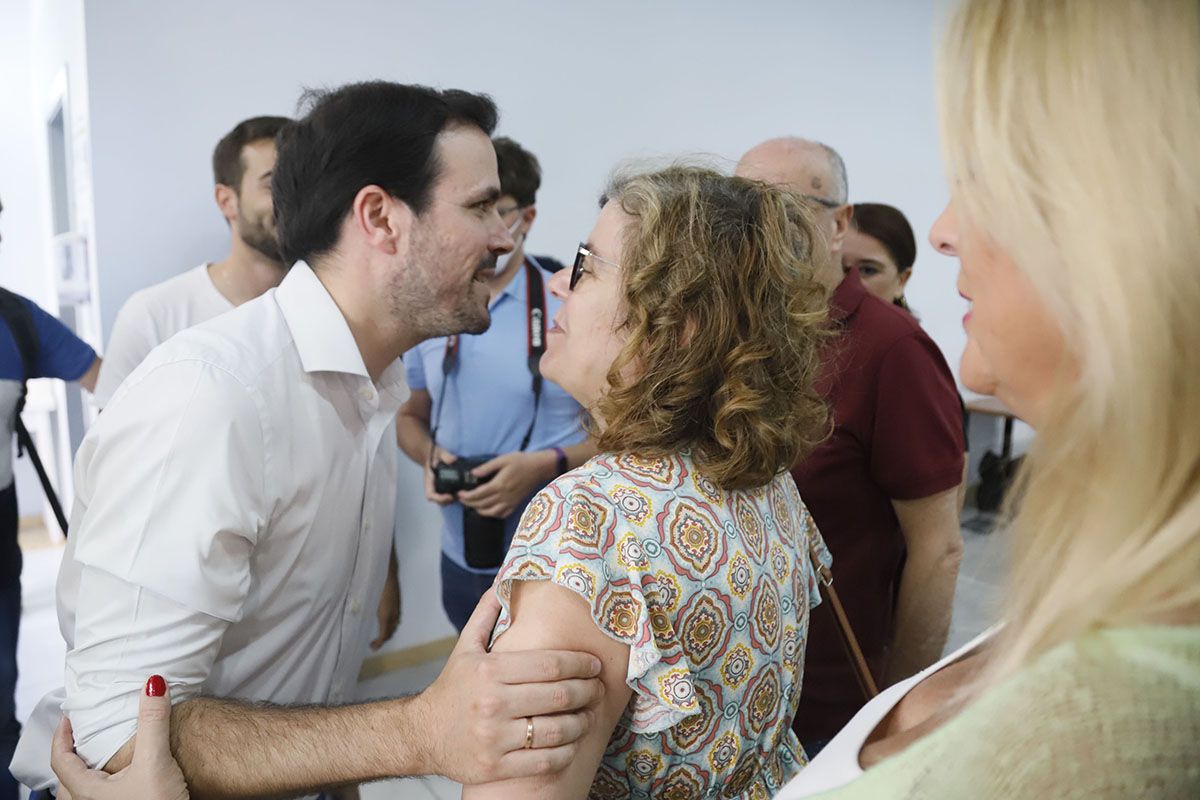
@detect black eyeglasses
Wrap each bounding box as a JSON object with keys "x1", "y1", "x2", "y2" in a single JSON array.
[
  {"x1": 802, "y1": 194, "x2": 842, "y2": 210},
  {"x1": 570, "y1": 243, "x2": 621, "y2": 290}
]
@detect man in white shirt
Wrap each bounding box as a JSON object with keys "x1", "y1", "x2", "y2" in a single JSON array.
[
  {"x1": 12, "y1": 82, "x2": 604, "y2": 798},
  {"x1": 93, "y1": 115, "x2": 290, "y2": 408},
  {"x1": 95, "y1": 114, "x2": 402, "y2": 656}
]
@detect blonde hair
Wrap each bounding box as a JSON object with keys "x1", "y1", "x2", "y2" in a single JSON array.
[
  {"x1": 937, "y1": 0, "x2": 1200, "y2": 685},
  {"x1": 593, "y1": 166, "x2": 830, "y2": 491}
]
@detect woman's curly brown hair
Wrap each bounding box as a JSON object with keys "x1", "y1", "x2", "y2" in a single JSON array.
[{"x1": 592, "y1": 165, "x2": 831, "y2": 491}]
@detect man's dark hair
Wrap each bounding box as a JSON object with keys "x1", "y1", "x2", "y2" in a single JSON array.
[
  {"x1": 493, "y1": 137, "x2": 541, "y2": 208},
  {"x1": 212, "y1": 116, "x2": 292, "y2": 189},
  {"x1": 272, "y1": 81, "x2": 498, "y2": 266}
]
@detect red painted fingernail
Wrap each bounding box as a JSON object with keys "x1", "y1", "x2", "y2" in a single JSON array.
[{"x1": 146, "y1": 675, "x2": 166, "y2": 697}]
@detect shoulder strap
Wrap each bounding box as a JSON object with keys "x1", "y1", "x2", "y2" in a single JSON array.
[
  {"x1": 810, "y1": 540, "x2": 881, "y2": 700},
  {"x1": 517, "y1": 261, "x2": 546, "y2": 452},
  {"x1": 0, "y1": 288, "x2": 39, "y2": 411},
  {"x1": 0, "y1": 288, "x2": 69, "y2": 535},
  {"x1": 524, "y1": 260, "x2": 546, "y2": 382}
]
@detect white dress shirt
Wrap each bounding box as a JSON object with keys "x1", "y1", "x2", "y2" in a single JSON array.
[
  {"x1": 11, "y1": 263, "x2": 408, "y2": 791},
  {"x1": 93, "y1": 263, "x2": 234, "y2": 407}
]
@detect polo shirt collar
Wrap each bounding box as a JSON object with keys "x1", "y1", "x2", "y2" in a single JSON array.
[
  {"x1": 491, "y1": 257, "x2": 529, "y2": 309},
  {"x1": 276, "y1": 261, "x2": 370, "y2": 378},
  {"x1": 830, "y1": 267, "x2": 869, "y2": 322}
]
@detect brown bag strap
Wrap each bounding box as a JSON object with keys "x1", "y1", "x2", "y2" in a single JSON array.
[{"x1": 810, "y1": 542, "x2": 880, "y2": 701}]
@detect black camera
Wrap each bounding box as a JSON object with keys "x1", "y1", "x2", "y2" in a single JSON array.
[
  {"x1": 434, "y1": 455, "x2": 507, "y2": 569},
  {"x1": 433, "y1": 455, "x2": 492, "y2": 495}
]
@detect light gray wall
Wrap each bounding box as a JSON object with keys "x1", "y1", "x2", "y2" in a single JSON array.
[
  {"x1": 0, "y1": 0, "x2": 45, "y2": 515},
  {"x1": 82, "y1": 0, "x2": 966, "y2": 365}
]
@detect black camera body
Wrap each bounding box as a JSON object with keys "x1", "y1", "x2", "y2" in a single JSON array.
[
  {"x1": 434, "y1": 455, "x2": 507, "y2": 569},
  {"x1": 433, "y1": 455, "x2": 493, "y2": 495}
]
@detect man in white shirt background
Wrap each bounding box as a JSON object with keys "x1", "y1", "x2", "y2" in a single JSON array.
[
  {"x1": 94, "y1": 115, "x2": 290, "y2": 407},
  {"x1": 94, "y1": 114, "x2": 402, "y2": 656},
  {"x1": 12, "y1": 81, "x2": 604, "y2": 799}
]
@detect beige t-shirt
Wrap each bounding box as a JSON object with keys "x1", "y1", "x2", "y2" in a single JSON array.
[{"x1": 94, "y1": 264, "x2": 233, "y2": 406}]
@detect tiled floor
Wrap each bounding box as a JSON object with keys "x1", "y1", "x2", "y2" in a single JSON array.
[
  {"x1": 360, "y1": 775, "x2": 461, "y2": 800},
  {"x1": 946, "y1": 511, "x2": 1006, "y2": 652},
  {"x1": 14, "y1": 518, "x2": 1005, "y2": 799}
]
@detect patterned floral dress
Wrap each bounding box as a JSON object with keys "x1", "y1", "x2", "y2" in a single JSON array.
[{"x1": 492, "y1": 452, "x2": 829, "y2": 799}]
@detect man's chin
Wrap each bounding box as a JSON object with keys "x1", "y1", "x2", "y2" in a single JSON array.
[
  {"x1": 245, "y1": 237, "x2": 285, "y2": 265},
  {"x1": 461, "y1": 308, "x2": 491, "y2": 335}
]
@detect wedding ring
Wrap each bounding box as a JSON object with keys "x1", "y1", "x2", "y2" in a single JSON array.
[{"x1": 524, "y1": 716, "x2": 535, "y2": 749}]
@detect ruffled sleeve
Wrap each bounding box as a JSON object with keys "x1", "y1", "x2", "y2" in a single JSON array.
[{"x1": 492, "y1": 472, "x2": 701, "y2": 734}]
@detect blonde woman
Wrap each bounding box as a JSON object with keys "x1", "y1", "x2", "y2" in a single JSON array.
[
  {"x1": 464, "y1": 166, "x2": 832, "y2": 798},
  {"x1": 778, "y1": 0, "x2": 1200, "y2": 796}
]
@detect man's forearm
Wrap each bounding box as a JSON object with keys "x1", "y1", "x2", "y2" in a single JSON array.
[
  {"x1": 395, "y1": 413, "x2": 433, "y2": 465},
  {"x1": 886, "y1": 546, "x2": 961, "y2": 685},
  {"x1": 105, "y1": 695, "x2": 431, "y2": 800},
  {"x1": 560, "y1": 439, "x2": 598, "y2": 471}
]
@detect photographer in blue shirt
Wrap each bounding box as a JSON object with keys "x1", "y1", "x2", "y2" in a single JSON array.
[{"x1": 397, "y1": 138, "x2": 594, "y2": 631}]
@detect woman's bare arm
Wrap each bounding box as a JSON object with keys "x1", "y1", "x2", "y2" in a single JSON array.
[{"x1": 462, "y1": 581, "x2": 634, "y2": 800}]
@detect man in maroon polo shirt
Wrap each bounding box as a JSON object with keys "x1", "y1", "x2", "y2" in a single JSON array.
[{"x1": 737, "y1": 137, "x2": 965, "y2": 752}]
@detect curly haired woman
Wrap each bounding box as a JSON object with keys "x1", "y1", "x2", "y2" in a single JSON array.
[{"x1": 462, "y1": 166, "x2": 832, "y2": 799}]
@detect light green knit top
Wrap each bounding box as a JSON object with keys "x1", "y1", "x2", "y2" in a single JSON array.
[{"x1": 811, "y1": 625, "x2": 1200, "y2": 799}]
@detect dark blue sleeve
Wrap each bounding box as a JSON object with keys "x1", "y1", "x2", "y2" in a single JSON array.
[{"x1": 23, "y1": 297, "x2": 97, "y2": 381}]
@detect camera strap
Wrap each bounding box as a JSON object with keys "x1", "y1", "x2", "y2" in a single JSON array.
[{"x1": 429, "y1": 258, "x2": 547, "y2": 460}]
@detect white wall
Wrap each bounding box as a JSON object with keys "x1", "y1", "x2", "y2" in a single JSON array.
[
  {"x1": 77, "y1": 0, "x2": 994, "y2": 650},
  {"x1": 0, "y1": 0, "x2": 50, "y2": 303},
  {"x1": 82, "y1": 0, "x2": 966, "y2": 360}
]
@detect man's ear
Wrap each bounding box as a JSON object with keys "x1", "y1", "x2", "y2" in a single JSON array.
[
  {"x1": 830, "y1": 204, "x2": 853, "y2": 251},
  {"x1": 215, "y1": 184, "x2": 238, "y2": 225},
  {"x1": 520, "y1": 205, "x2": 538, "y2": 235},
  {"x1": 351, "y1": 185, "x2": 413, "y2": 255}
]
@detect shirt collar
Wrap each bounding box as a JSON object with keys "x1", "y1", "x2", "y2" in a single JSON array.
[
  {"x1": 492, "y1": 257, "x2": 529, "y2": 308},
  {"x1": 830, "y1": 266, "x2": 869, "y2": 322},
  {"x1": 276, "y1": 261, "x2": 371, "y2": 378}
]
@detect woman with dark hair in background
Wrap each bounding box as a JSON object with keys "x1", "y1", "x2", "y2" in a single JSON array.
[{"x1": 842, "y1": 202, "x2": 917, "y2": 313}]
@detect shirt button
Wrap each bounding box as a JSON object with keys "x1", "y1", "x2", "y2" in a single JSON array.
[
  {"x1": 363, "y1": 519, "x2": 372, "y2": 532},
  {"x1": 359, "y1": 386, "x2": 376, "y2": 402},
  {"x1": 350, "y1": 598, "x2": 363, "y2": 615}
]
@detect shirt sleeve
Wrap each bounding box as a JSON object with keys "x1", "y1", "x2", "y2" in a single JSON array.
[
  {"x1": 868, "y1": 333, "x2": 965, "y2": 500},
  {"x1": 493, "y1": 478, "x2": 701, "y2": 734},
  {"x1": 403, "y1": 347, "x2": 428, "y2": 392},
  {"x1": 93, "y1": 293, "x2": 160, "y2": 407},
  {"x1": 62, "y1": 567, "x2": 231, "y2": 769},
  {"x1": 21, "y1": 298, "x2": 96, "y2": 382},
  {"x1": 73, "y1": 357, "x2": 267, "y2": 619},
  {"x1": 63, "y1": 356, "x2": 267, "y2": 767}
]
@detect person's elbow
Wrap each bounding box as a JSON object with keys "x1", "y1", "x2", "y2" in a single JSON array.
[
  {"x1": 78, "y1": 356, "x2": 102, "y2": 394},
  {"x1": 63, "y1": 698, "x2": 138, "y2": 774},
  {"x1": 62, "y1": 671, "x2": 166, "y2": 772},
  {"x1": 933, "y1": 530, "x2": 964, "y2": 574},
  {"x1": 894, "y1": 488, "x2": 965, "y2": 575},
  {"x1": 912, "y1": 521, "x2": 964, "y2": 576}
]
